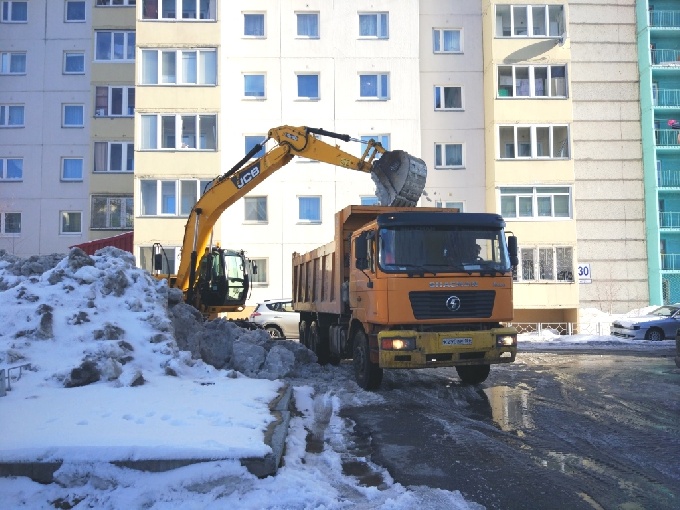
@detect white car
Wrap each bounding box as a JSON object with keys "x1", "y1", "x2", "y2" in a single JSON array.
[
  {"x1": 610, "y1": 304, "x2": 680, "y2": 341},
  {"x1": 248, "y1": 299, "x2": 300, "y2": 339}
]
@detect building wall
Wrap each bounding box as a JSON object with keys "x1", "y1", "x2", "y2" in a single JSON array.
[{"x1": 570, "y1": 0, "x2": 648, "y2": 313}]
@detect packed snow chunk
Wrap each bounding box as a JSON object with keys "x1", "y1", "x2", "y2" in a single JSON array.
[
  {"x1": 260, "y1": 344, "x2": 296, "y2": 380},
  {"x1": 232, "y1": 340, "x2": 267, "y2": 377}
]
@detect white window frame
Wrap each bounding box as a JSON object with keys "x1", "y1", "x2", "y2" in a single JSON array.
[
  {"x1": 94, "y1": 141, "x2": 134, "y2": 172},
  {"x1": 140, "y1": 48, "x2": 217, "y2": 85},
  {"x1": 62, "y1": 104, "x2": 84, "y2": 128},
  {"x1": 244, "y1": 135, "x2": 266, "y2": 159},
  {"x1": 433, "y1": 28, "x2": 462, "y2": 53},
  {"x1": 434, "y1": 85, "x2": 463, "y2": 111},
  {"x1": 63, "y1": 51, "x2": 85, "y2": 74},
  {"x1": 243, "y1": 73, "x2": 266, "y2": 99},
  {"x1": 140, "y1": 113, "x2": 218, "y2": 151},
  {"x1": 1, "y1": 212, "x2": 21, "y2": 236},
  {"x1": 435, "y1": 201, "x2": 465, "y2": 212},
  {"x1": 360, "y1": 196, "x2": 380, "y2": 205},
  {"x1": 296, "y1": 73, "x2": 320, "y2": 100},
  {"x1": 515, "y1": 246, "x2": 574, "y2": 282},
  {"x1": 434, "y1": 143, "x2": 464, "y2": 169},
  {"x1": 499, "y1": 186, "x2": 572, "y2": 220},
  {"x1": 0, "y1": 104, "x2": 25, "y2": 127},
  {"x1": 91, "y1": 195, "x2": 134, "y2": 229},
  {"x1": 95, "y1": 31, "x2": 135, "y2": 62},
  {"x1": 359, "y1": 73, "x2": 389, "y2": 100},
  {"x1": 60, "y1": 211, "x2": 83, "y2": 235},
  {"x1": 249, "y1": 258, "x2": 268, "y2": 286},
  {"x1": 141, "y1": 0, "x2": 216, "y2": 20},
  {"x1": 61, "y1": 157, "x2": 84, "y2": 181},
  {"x1": 243, "y1": 12, "x2": 265, "y2": 38},
  {"x1": 140, "y1": 245, "x2": 177, "y2": 275},
  {"x1": 97, "y1": 0, "x2": 136, "y2": 5},
  {"x1": 359, "y1": 134, "x2": 390, "y2": 159},
  {"x1": 95, "y1": 86, "x2": 135, "y2": 117},
  {"x1": 298, "y1": 196, "x2": 321, "y2": 223},
  {"x1": 495, "y1": 4, "x2": 565, "y2": 38},
  {"x1": 358, "y1": 12, "x2": 388, "y2": 39},
  {"x1": 1, "y1": 1, "x2": 27, "y2": 22},
  {"x1": 296, "y1": 12, "x2": 319, "y2": 38},
  {"x1": 139, "y1": 178, "x2": 210, "y2": 217},
  {"x1": 244, "y1": 196, "x2": 268, "y2": 223},
  {"x1": 497, "y1": 64, "x2": 567, "y2": 98},
  {"x1": 0, "y1": 157, "x2": 23, "y2": 180},
  {"x1": 0, "y1": 51, "x2": 26, "y2": 75},
  {"x1": 65, "y1": 1, "x2": 86, "y2": 22},
  {"x1": 498, "y1": 124, "x2": 570, "y2": 160}
]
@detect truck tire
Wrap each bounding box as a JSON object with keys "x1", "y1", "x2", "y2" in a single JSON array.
[
  {"x1": 353, "y1": 330, "x2": 383, "y2": 390},
  {"x1": 310, "y1": 321, "x2": 330, "y2": 365},
  {"x1": 455, "y1": 365, "x2": 491, "y2": 385}
]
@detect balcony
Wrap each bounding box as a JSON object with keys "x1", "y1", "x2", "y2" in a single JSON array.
[
  {"x1": 661, "y1": 253, "x2": 680, "y2": 270},
  {"x1": 651, "y1": 49, "x2": 680, "y2": 66},
  {"x1": 654, "y1": 88, "x2": 680, "y2": 107},
  {"x1": 655, "y1": 128, "x2": 680, "y2": 146},
  {"x1": 660, "y1": 211, "x2": 680, "y2": 228},
  {"x1": 650, "y1": 10, "x2": 680, "y2": 29},
  {"x1": 658, "y1": 169, "x2": 680, "y2": 187}
]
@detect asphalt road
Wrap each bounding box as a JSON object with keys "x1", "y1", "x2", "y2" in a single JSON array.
[{"x1": 339, "y1": 349, "x2": 680, "y2": 510}]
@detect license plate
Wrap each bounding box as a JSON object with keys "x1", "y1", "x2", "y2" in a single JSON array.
[{"x1": 443, "y1": 337, "x2": 472, "y2": 346}]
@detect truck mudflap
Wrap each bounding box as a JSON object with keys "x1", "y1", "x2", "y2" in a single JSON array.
[{"x1": 377, "y1": 327, "x2": 517, "y2": 369}]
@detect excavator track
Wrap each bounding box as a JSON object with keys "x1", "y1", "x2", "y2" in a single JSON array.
[{"x1": 370, "y1": 150, "x2": 427, "y2": 207}]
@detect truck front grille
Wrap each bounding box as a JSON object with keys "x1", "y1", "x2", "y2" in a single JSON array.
[{"x1": 408, "y1": 290, "x2": 496, "y2": 320}]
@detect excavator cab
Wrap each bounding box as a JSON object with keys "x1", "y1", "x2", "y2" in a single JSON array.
[{"x1": 194, "y1": 247, "x2": 249, "y2": 311}]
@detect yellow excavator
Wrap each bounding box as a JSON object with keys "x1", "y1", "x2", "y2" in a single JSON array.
[{"x1": 154, "y1": 125, "x2": 427, "y2": 317}]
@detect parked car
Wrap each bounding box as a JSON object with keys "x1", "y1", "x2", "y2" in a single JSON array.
[
  {"x1": 610, "y1": 304, "x2": 680, "y2": 341},
  {"x1": 675, "y1": 329, "x2": 680, "y2": 368},
  {"x1": 248, "y1": 299, "x2": 300, "y2": 339}
]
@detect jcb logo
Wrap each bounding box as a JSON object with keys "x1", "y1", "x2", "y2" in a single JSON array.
[{"x1": 232, "y1": 164, "x2": 260, "y2": 189}]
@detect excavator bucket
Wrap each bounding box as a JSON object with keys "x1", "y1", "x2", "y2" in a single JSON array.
[{"x1": 370, "y1": 150, "x2": 427, "y2": 207}]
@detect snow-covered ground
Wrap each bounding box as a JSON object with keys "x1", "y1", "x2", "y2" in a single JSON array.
[{"x1": 0, "y1": 249, "x2": 673, "y2": 509}]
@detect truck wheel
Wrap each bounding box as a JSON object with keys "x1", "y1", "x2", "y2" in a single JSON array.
[
  {"x1": 456, "y1": 365, "x2": 491, "y2": 385},
  {"x1": 353, "y1": 331, "x2": 383, "y2": 390},
  {"x1": 310, "y1": 321, "x2": 330, "y2": 365},
  {"x1": 299, "y1": 321, "x2": 309, "y2": 349}
]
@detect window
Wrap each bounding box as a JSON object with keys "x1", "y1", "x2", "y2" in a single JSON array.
[
  {"x1": 0, "y1": 104, "x2": 25, "y2": 126},
  {"x1": 65, "y1": 1, "x2": 85, "y2": 21},
  {"x1": 1, "y1": 158, "x2": 22, "y2": 180},
  {"x1": 244, "y1": 135, "x2": 266, "y2": 159},
  {"x1": 244, "y1": 13, "x2": 265, "y2": 37},
  {"x1": 495, "y1": 5, "x2": 564, "y2": 38},
  {"x1": 95, "y1": 86, "x2": 135, "y2": 117},
  {"x1": 140, "y1": 179, "x2": 210, "y2": 216},
  {"x1": 97, "y1": 0, "x2": 137, "y2": 5},
  {"x1": 433, "y1": 29, "x2": 462, "y2": 53},
  {"x1": 435, "y1": 201, "x2": 464, "y2": 211},
  {"x1": 94, "y1": 142, "x2": 134, "y2": 172},
  {"x1": 141, "y1": 0, "x2": 215, "y2": 20},
  {"x1": 1, "y1": 1, "x2": 27, "y2": 22},
  {"x1": 498, "y1": 124, "x2": 569, "y2": 159},
  {"x1": 1, "y1": 212, "x2": 20, "y2": 235},
  {"x1": 95, "y1": 31, "x2": 135, "y2": 61},
  {"x1": 515, "y1": 246, "x2": 573, "y2": 282},
  {"x1": 500, "y1": 186, "x2": 571, "y2": 219},
  {"x1": 434, "y1": 143, "x2": 464, "y2": 168},
  {"x1": 91, "y1": 195, "x2": 133, "y2": 229},
  {"x1": 140, "y1": 49, "x2": 217, "y2": 85},
  {"x1": 1, "y1": 52, "x2": 26, "y2": 74},
  {"x1": 249, "y1": 258, "x2": 268, "y2": 286},
  {"x1": 359, "y1": 73, "x2": 389, "y2": 99},
  {"x1": 359, "y1": 12, "x2": 388, "y2": 38},
  {"x1": 497, "y1": 65, "x2": 567, "y2": 98},
  {"x1": 140, "y1": 114, "x2": 217, "y2": 150},
  {"x1": 244, "y1": 74, "x2": 265, "y2": 98},
  {"x1": 299, "y1": 196, "x2": 321, "y2": 223},
  {"x1": 244, "y1": 196, "x2": 267, "y2": 222},
  {"x1": 434, "y1": 85, "x2": 462, "y2": 110},
  {"x1": 360, "y1": 134, "x2": 390, "y2": 159},
  {"x1": 361, "y1": 196, "x2": 380, "y2": 205},
  {"x1": 297, "y1": 74, "x2": 319, "y2": 99},
  {"x1": 61, "y1": 158, "x2": 83, "y2": 181},
  {"x1": 296, "y1": 12, "x2": 319, "y2": 38},
  {"x1": 64, "y1": 52, "x2": 85, "y2": 74},
  {"x1": 62, "y1": 104, "x2": 84, "y2": 127},
  {"x1": 60, "y1": 211, "x2": 82, "y2": 234},
  {"x1": 140, "y1": 246, "x2": 176, "y2": 275}
]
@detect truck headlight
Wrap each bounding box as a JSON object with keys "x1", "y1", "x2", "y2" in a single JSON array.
[
  {"x1": 496, "y1": 334, "x2": 517, "y2": 347},
  {"x1": 381, "y1": 337, "x2": 416, "y2": 351}
]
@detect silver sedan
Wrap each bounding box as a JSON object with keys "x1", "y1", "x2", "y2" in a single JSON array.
[{"x1": 611, "y1": 305, "x2": 680, "y2": 341}]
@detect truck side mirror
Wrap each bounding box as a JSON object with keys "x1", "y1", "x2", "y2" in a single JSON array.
[
  {"x1": 507, "y1": 235, "x2": 519, "y2": 268},
  {"x1": 154, "y1": 253, "x2": 164, "y2": 271},
  {"x1": 355, "y1": 232, "x2": 369, "y2": 270}
]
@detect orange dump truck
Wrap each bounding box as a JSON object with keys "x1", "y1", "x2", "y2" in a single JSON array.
[{"x1": 292, "y1": 205, "x2": 519, "y2": 390}]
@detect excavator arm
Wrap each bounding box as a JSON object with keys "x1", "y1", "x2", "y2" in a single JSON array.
[{"x1": 172, "y1": 125, "x2": 427, "y2": 312}]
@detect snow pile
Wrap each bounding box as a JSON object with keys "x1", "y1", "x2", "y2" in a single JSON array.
[{"x1": 0, "y1": 247, "x2": 319, "y2": 388}]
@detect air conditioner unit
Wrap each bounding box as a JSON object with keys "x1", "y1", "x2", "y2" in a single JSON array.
[{"x1": 95, "y1": 108, "x2": 106, "y2": 117}]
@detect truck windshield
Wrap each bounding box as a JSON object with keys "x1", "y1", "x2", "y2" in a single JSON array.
[{"x1": 378, "y1": 226, "x2": 511, "y2": 273}]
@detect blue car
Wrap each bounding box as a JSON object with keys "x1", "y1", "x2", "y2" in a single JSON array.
[{"x1": 611, "y1": 304, "x2": 680, "y2": 341}]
